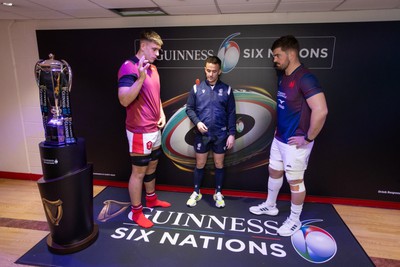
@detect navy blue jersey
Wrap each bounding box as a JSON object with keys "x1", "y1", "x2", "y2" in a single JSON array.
[{"x1": 275, "y1": 65, "x2": 322, "y2": 143}]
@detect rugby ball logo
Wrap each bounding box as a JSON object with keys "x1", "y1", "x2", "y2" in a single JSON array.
[
  {"x1": 291, "y1": 219, "x2": 337, "y2": 263},
  {"x1": 161, "y1": 88, "x2": 276, "y2": 171},
  {"x1": 217, "y1": 33, "x2": 241, "y2": 73}
]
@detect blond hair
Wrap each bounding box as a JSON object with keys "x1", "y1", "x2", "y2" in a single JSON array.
[{"x1": 140, "y1": 30, "x2": 163, "y2": 47}]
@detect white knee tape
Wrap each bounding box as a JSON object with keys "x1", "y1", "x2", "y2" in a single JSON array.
[
  {"x1": 290, "y1": 181, "x2": 306, "y2": 193},
  {"x1": 286, "y1": 170, "x2": 305, "y2": 193}
]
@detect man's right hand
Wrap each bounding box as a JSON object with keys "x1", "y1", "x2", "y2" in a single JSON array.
[
  {"x1": 197, "y1": 122, "x2": 208, "y2": 134},
  {"x1": 138, "y1": 55, "x2": 150, "y2": 80}
]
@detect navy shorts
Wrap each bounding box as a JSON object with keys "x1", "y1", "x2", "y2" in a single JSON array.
[{"x1": 194, "y1": 134, "x2": 227, "y2": 154}]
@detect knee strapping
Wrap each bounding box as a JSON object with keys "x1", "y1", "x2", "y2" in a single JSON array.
[
  {"x1": 144, "y1": 172, "x2": 156, "y2": 182},
  {"x1": 150, "y1": 149, "x2": 162, "y2": 161},
  {"x1": 286, "y1": 170, "x2": 305, "y2": 193},
  {"x1": 289, "y1": 181, "x2": 305, "y2": 193},
  {"x1": 131, "y1": 155, "x2": 151, "y2": 166}
]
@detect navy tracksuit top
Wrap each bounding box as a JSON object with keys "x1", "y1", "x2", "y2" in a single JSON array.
[{"x1": 186, "y1": 80, "x2": 236, "y2": 138}]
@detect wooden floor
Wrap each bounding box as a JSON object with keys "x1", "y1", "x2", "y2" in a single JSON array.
[{"x1": 0, "y1": 178, "x2": 399, "y2": 267}]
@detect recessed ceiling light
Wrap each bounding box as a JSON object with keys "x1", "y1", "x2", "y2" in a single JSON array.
[{"x1": 111, "y1": 7, "x2": 166, "y2": 17}]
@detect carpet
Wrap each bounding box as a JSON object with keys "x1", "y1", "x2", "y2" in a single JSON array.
[{"x1": 16, "y1": 187, "x2": 374, "y2": 267}]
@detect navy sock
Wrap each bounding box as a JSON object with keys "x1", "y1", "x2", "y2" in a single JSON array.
[
  {"x1": 215, "y1": 167, "x2": 224, "y2": 193},
  {"x1": 194, "y1": 167, "x2": 204, "y2": 193}
]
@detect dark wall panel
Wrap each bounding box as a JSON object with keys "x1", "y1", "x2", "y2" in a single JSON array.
[{"x1": 36, "y1": 21, "x2": 400, "y2": 202}]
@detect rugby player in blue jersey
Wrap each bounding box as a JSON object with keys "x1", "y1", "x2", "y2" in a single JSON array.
[{"x1": 250, "y1": 35, "x2": 328, "y2": 236}]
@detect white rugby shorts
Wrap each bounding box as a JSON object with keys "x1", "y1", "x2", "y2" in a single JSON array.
[
  {"x1": 126, "y1": 129, "x2": 161, "y2": 154},
  {"x1": 269, "y1": 137, "x2": 314, "y2": 172}
]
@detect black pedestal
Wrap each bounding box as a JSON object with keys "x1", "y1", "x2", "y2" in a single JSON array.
[{"x1": 37, "y1": 138, "x2": 98, "y2": 254}]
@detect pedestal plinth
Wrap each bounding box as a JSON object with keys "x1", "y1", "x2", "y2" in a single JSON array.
[{"x1": 37, "y1": 138, "x2": 98, "y2": 254}]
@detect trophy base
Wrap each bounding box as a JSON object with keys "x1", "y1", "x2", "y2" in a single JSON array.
[
  {"x1": 38, "y1": 138, "x2": 97, "y2": 254},
  {"x1": 45, "y1": 117, "x2": 65, "y2": 146},
  {"x1": 39, "y1": 138, "x2": 86, "y2": 180},
  {"x1": 37, "y1": 159, "x2": 97, "y2": 254},
  {"x1": 46, "y1": 224, "x2": 99, "y2": 255},
  {"x1": 45, "y1": 140, "x2": 66, "y2": 146}
]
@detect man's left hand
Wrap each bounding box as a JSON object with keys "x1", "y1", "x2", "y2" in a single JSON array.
[{"x1": 288, "y1": 136, "x2": 309, "y2": 148}]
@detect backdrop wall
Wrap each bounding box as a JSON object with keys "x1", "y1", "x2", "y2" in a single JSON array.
[
  {"x1": 35, "y1": 21, "x2": 400, "y2": 202},
  {"x1": 1, "y1": 11, "x2": 399, "y2": 204}
]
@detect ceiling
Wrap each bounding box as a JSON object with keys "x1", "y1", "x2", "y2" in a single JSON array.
[{"x1": 0, "y1": 0, "x2": 399, "y2": 20}]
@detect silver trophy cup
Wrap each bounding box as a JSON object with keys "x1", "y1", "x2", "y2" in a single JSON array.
[{"x1": 35, "y1": 54, "x2": 75, "y2": 145}]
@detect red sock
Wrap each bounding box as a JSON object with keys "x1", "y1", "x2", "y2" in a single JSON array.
[
  {"x1": 131, "y1": 205, "x2": 153, "y2": 228},
  {"x1": 146, "y1": 192, "x2": 171, "y2": 208}
]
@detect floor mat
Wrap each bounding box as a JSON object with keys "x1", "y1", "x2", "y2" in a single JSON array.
[{"x1": 16, "y1": 187, "x2": 374, "y2": 267}]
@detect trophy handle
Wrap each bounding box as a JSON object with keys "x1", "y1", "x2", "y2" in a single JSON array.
[
  {"x1": 61, "y1": 59, "x2": 72, "y2": 92},
  {"x1": 34, "y1": 60, "x2": 44, "y2": 87}
]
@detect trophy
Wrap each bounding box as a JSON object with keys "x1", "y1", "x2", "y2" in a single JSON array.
[{"x1": 35, "y1": 54, "x2": 76, "y2": 145}]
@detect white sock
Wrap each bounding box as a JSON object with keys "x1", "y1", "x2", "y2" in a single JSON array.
[
  {"x1": 290, "y1": 203, "x2": 303, "y2": 221},
  {"x1": 266, "y1": 176, "x2": 283, "y2": 206}
]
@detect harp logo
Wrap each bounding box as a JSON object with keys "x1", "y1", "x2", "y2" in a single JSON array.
[{"x1": 42, "y1": 198, "x2": 63, "y2": 226}]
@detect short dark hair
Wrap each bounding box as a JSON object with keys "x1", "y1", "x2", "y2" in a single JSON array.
[
  {"x1": 271, "y1": 35, "x2": 299, "y2": 53},
  {"x1": 205, "y1": 56, "x2": 222, "y2": 68},
  {"x1": 140, "y1": 30, "x2": 163, "y2": 46}
]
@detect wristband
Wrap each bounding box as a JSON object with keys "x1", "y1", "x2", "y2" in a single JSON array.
[{"x1": 305, "y1": 135, "x2": 314, "y2": 142}]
